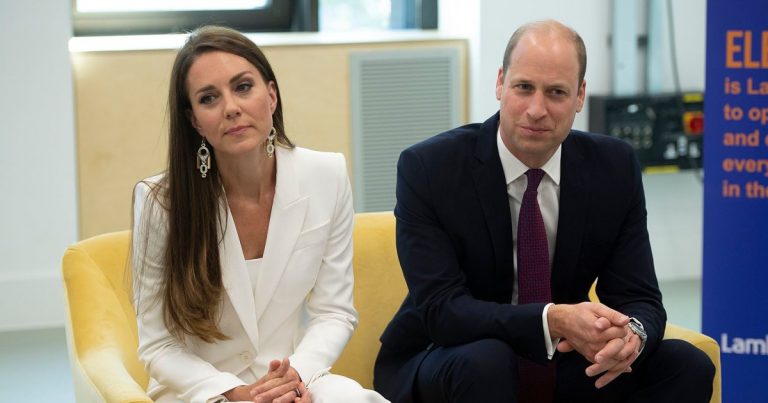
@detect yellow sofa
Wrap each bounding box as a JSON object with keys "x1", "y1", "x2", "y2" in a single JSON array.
[
  {"x1": 62, "y1": 212, "x2": 720, "y2": 402},
  {"x1": 62, "y1": 230, "x2": 151, "y2": 403}
]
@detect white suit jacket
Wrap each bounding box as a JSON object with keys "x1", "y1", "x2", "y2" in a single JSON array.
[{"x1": 132, "y1": 147, "x2": 358, "y2": 403}]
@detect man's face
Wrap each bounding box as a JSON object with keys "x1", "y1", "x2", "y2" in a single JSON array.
[{"x1": 496, "y1": 30, "x2": 586, "y2": 168}]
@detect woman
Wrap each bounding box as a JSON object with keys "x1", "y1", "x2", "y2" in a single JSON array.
[{"x1": 132, "y1": 26, "x2": 387, "y2": 403}]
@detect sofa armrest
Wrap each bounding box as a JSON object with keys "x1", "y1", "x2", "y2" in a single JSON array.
[
  {"x1": 663, "y1": 323, "x2": 721, "y2": 403},
  {"x1": 82, "y1": 348, "x2": 152, "y2": 403},
  {"x1": 62, "y1": 232, "x2": 152, "y2": 402},
  {"x1": 68, "y1": 345, "x2": 152, "y2": 403}
]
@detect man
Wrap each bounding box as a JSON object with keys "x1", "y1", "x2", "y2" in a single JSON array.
[{"x1": 373, "y1": 20, "x2": 714, "y2": 403}]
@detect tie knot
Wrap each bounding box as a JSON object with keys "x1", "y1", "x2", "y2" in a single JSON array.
[{"x1": 525, "y1": 169, "x2": 545, "y2": 191}]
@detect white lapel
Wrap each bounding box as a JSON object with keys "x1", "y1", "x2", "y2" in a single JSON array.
[
  {"x1": 220, "y1": 147, "x2": 308, "y2": 348},
  {"x1": 220, "y1": 201, "x2": 261, "y2": 349},
  {"x1": 253, "y1": 146, "x2": 308, "y2": 321}
]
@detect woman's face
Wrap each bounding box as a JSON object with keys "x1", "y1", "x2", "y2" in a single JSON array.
[{"x1": 186, "y1": 51, "x2": 277, "y2": 161}]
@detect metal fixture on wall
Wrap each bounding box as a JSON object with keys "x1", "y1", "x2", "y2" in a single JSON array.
[{"x1": 589, "y1": 92, "x2": 703, "y2": 171}]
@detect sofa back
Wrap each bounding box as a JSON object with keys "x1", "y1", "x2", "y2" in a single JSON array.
[
  {"x1": 334, "y1": 212, "x2": 407, "y2": 388},
  {"x1": 62, "y1": 212, "x2": 406, "y2": 397}
]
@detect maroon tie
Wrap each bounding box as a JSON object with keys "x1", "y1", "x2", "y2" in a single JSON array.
[
  {"x1": 517, "y1": 168, "x2": 555, "y2": 403},
  {"x1": 517, "y1": 169, "x2": 550, "y2": 305}
]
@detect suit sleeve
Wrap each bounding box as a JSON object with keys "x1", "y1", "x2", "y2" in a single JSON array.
[
  {"x1": 132, "y1": 181, "x2": 245, "y2": 403},
  {"x1": 595, "y1": 150, "x2": 666, "y2": 364},
  {"x1": 394, "y1": 148, "x2": 549, "y2": 362},
  {"x1": 289, "y1": 154, "x2": 358, "y2": 384}
]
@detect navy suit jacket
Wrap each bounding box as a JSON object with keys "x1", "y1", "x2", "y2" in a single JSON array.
[{"x1": 374, "y1": 113, "x2": 666, "y2": 403}]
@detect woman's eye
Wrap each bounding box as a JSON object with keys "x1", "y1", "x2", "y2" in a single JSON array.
[
  {"x1": 199, "y1": 94, "x2": 215, "y2": 105},
  {"x1": 236, "y1": 82, "x2": 253, "y2": 93}
]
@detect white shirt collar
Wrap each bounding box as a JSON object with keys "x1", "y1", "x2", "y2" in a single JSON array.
[{"x1": 496, "y1": 127, "x2": 562, "y2": 186}]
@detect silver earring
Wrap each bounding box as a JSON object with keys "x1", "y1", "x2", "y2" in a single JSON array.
[
  {"x1": 197, "y1": 138, "x2": 211, "y2": 178},
  {"x1": 266, "y1": 127, "x2": 276, "y2": 158}
]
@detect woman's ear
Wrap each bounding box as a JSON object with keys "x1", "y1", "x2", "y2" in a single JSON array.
[
  {"x1": 268, "y1": 81, "x2": 277, "y2": 115},
  {"x1": 186, "y1": 109, "x2": 200, "y2": 131}
]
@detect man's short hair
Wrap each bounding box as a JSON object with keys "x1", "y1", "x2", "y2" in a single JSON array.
[{"x1": 501, "y1": 20, "x2": 587, "y2": 86}]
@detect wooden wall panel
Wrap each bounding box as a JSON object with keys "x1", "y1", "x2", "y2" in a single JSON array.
[{"x1": 73, "y1": 40, "x2": 466, "y2": 238}]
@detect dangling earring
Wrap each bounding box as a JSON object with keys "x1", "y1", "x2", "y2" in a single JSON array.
[
  {"x1": 197, "y1": 138, "x2": 211, "y2": 178},
  {"x1": 266, "y1": 127, "x2": 277, "y2": 158}
]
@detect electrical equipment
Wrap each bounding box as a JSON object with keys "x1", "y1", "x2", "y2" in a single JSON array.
[{"x1": 588, "y1": 92, "x2": 704, "y2": 170}]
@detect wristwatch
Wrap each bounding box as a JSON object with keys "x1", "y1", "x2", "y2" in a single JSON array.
[{"x1": 627, "y1": 317, "x2": 647, "y2": 353}]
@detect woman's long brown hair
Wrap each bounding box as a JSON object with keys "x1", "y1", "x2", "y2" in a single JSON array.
[{"x1": 144, "y1": 25, "x2": 293, "y2": 343}]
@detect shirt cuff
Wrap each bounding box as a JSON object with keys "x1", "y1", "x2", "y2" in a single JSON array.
[{"x1": 542, "y1": 303, "x2": 560, "y2": 360}]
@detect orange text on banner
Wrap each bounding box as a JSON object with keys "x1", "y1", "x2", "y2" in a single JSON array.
[{"x1": 726, "y1": 30, "x2": 768, "y2": 68}]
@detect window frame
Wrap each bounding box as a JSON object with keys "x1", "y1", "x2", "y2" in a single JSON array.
[
  {"x1": 391, "y1": 0, "x2": 437, "y2": 29},
  {"x1": 72, "y1": 0, "x2": 318, "y2": 36}
]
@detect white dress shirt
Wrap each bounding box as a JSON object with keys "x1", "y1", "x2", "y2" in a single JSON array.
[{"x1": 497, "y1": 129, "x2": 561, "y2": 359}]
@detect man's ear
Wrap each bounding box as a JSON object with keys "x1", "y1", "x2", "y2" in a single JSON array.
[
  {"x1": 576, "y1": 79, "x2": 586, "y2": 113},
  {"x1": 495, "y1": 67, "x2": 505, "y2": 101}
]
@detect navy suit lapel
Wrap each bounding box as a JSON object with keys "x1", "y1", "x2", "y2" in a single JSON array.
[
  {"x1": 471, "y1": 113, "x2": 515, "y2": 284},
  {"x1": 552, "y1": 132, "x2": 589, "y2": 299}
]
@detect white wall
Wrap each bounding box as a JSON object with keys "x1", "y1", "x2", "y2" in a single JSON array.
[
  {"x1": 0, "y1": 1, "x2": 705, "y2": 332},
  {"x1": 644, "y1": 172, "x2": 703, "y2": 280},
  {"x1": 647, "y1": 0, "x2": 707, "y2": 93},
  {"x1": 439, "y1": 0, "x2": 706, "y2": 280},
  {"x1": 440, "y1": 0, "x2": 707, "y2": 126},
  {"x1": 0, "y1": 1, "x2": 78, "y2": 330}
]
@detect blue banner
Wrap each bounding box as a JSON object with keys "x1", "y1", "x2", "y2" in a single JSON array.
[{"x1": 703, "y1": 0, "x2": 768, "y2": 401}]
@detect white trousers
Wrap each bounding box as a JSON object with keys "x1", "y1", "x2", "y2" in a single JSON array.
[
  {"x1": 154, "y1": 373, "x2": 389, "y2": 403},
  {"x1": 307, "y1": 373, "x2": 389, "y2": 403}
]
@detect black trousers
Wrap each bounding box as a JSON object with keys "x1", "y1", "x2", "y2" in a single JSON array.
[{"x1": 411, "y1": 338, "x2": 715, "y2": 403}]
